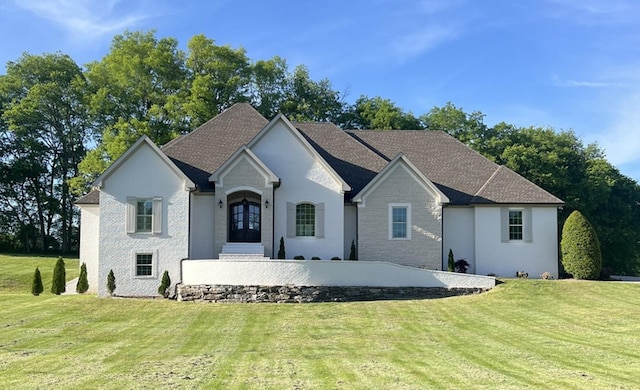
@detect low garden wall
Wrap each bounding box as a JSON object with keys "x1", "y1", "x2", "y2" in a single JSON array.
[
  {"x1": 177, "y1": 284, "x2": 488, "y2": 303},
  {"x1": 181, "y1": 259, "x2": 495, "y2": 289}
]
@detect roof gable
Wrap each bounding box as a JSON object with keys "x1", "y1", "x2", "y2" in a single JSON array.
[
  {"x1": 93, "y1": 136, "x2": 195, "y2": 191},
  {"x1": 352, "y1": 153, "x2": 450, "y2": 206},
  {"x1": 248, "y1": 114, "x2": 351, "y2": 192},
  {"x1": 161, "y1": 103, "x2": 268, "y2": 190},
  {"x1": 209, "y1": 145, "x2": 279, "y2": 188},
  {"x1": 346, "y1": 130, "x2": 562, "y2": 205}
]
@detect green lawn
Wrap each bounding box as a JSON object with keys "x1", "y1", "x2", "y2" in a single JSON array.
[{"x1": 1, "y1": 254, "x2": 639, "y2": 389}]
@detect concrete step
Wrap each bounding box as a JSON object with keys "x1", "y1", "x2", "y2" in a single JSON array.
[{"x1": 220, "y1": 243, "x2": 270, "y2": 260}]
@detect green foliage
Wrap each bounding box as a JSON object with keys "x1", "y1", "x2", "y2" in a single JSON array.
[
  {"x1": 348, "y1": 240, "x2": 357, "y2": 260},
  {"x1": 311, "y1": 256, "x2": 321, "y2": 260},
  {"x1": 346, "y1": 96, "x2": 423, "y2": 130},
  {"x1": 76, "y1": 263, "x2": 89, "y2": 294},
  {"x1": 331, "y1": 257, "x2": 341, "y2": 260},
  {"x1": 447, "y1": 249, "x2": 455, "y2": 272},
  {"x1": 158, "y1": 270, "x2": 171, "y2": 297},
  {"x1": 454, "y1": 259, "x2": 469, "y2": 273},
  {"x1": 106, "y1": 269, "x2": 116, "y2": 296},
  {"x1": 293, "y1": 255, "x2": 305, "y2": 260},
  {"x1": 561, "y1": 211, "x2": 602, "y2": 280},
  {"x1": 50, "y1": 256, "x2": 66, "y2": 295},
  {"x1": 31, "y1": 267, "x2": 43, "y2": 296},
  {"x1": 277, "y1": 236, "x2": 286, "y2": 259}
]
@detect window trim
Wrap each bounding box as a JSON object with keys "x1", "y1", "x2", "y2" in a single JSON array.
[
  {"x1": 508, "y1": 209, "x2": 523, "y2": 241},
  {"x1": 388, "y1": 203, "x2": 411, "y2": 240},
  {"x1": 126, "y1": 197, "x2": 163, "y2": 235},
  {"x1": 132, "y1": 251, "x2": 157, "y2": 279},
  {"x1": 295, "y1": 203, "x2": 316, "y2": 237}
]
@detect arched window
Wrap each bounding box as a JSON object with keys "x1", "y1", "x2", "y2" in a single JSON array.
[{"x1": 296, "y1": 203, "x2": 315, "y2": 236}]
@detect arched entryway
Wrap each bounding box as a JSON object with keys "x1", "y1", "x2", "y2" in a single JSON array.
[{"x1": 228, "y1": 196, "x2": 261, "y2": 243}]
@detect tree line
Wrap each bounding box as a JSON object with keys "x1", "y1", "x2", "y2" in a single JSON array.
[{"x1": 1, "y1": 30, "x2": 639, "y2": 275}]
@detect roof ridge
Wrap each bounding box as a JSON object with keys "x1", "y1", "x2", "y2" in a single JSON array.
[{"x1": 473, "y1": 165, "x2": 504, "y2": 198}]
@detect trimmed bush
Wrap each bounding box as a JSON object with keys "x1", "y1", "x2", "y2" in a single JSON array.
[
  {"x1": 348, "y1": 240, "x2": 357, "y2": 260},
  {"x1": 31, "y1": 267, "x2": 44, "y2": 296},
  {"x1": 331, "y1": 256, "x2": 341, "y2": 260},
  {"x1": 277, "y1": 236, "x2": 286, "y2": 259},
  {"x1": 107, "y1": 269, "x2": 116, "y2": 296},
  {"x1": 158, "y1": 270, "x2": 171, "y2": 297},
  {"x1": 454, "y1": 259, "x2": 469, "y2": 273},
  {"x1": 311, "y1": 256, "x2": 321, "y2": 260},
  {"x1": 76, "y1": 263, "x2": 89, "y2": 293},
  {"x1": 51, "y1": 256, "x2": 66, "y2": 295},
  {"x1": 293, "y1": 255, "x2": 305, "y2": 260},
  {"x1": 447, "y1": 249, "x2": 455, "y2": 272},
  {"x1": 561, "y1": 210, "x2": 602, "y2": 280}
]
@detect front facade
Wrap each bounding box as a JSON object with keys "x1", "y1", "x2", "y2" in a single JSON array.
[{"x1": 76, "y1": 103, "x2": 563, "y2": 297}]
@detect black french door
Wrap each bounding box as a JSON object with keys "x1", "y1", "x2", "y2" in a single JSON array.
[{"x1": 229, "y1": 198, "x2": 261, "y2": 242}]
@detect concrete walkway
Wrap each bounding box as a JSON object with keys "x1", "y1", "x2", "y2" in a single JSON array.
[{"x1": 62, "y1": 278, "x2": 78, "y2": 295}]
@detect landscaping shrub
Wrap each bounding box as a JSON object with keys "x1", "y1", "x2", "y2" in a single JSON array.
[
  {"x1": 51, "y1": 256, "x2": 66, "y2": 295},
  {"x1": 311, "y1": 256, "x2": 321, "y2": 260},
  {"x1": 277, "y1": 236, "x2": 285, "y2": 259},
  {"x1": 454, "y1": 259, "x2": 469, "y2": 273},
  {"x1": 561, "y1": 210, "x2": 602, "y2": 280},
  {"x1": 541, "y1": 271, "x2": 553, "y2": 280},
  {"x1": 76, "y1": 263, "x2": 89, "y2": 293},
  {"x1": 348, "y1": 240, "x2": 357, "y2": 260},
  {"x1": 447, "y1": 249, "x2": 455, "y2": 272},
  {"x1": 293, "y1": 255, "x2": 305, "y2": 260},
  {"x1": 107, "y1": 269, "x2": 116, "y2": 296},
  {"x1": 31, "y1": 267, "x2": 43, "y2": 296},
  {"x1": 158, "y1": 270, "x2": 171, "y2": 297},
  {"x1": 331, "y1": 256, "x2": 341, "y2": 260}
]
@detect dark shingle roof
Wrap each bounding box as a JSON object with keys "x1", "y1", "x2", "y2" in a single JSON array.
[
  {"x1": 294, "y1": 122, "x2": 388, "y2": 196},
  {"x1": 161, "y1": 103, "x2": 268, "y2": 190},
  {"x1": 75, "y1": 189, "x2": 100, "y2": 205},
  {"x1": 346, "y1": 130, "x2": 563, "y2": 205}
]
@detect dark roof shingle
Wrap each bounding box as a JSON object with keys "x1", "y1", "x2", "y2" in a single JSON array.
[{"x1": 161, "y1": 103, "x2": 268, "y2": 190}]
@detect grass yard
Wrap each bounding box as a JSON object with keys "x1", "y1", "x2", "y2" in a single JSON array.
[{"x1": 1, "y1": 254, "x2": 639, "y2": 389}]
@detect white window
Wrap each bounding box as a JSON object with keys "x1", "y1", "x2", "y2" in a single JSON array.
[
  {"x1": 287, "y1": 202, "x2": 325, "y2": 238},
  {"x1": 509, "y1": 210, "x2": 523, "y2": 240},
  {"x1": 389, "y1": 204, "x2": 411, "y2": 240},
  {"x1": 132, "y1": 251, "x2": 157, "y2": 278},
  {"x1": 501, "y1": 208, "x2": 532, "y2": 243},
  {"x1": 126, "y1": 197, "x2": 162, "y2": 234},
  {"x1": 296, "y1": 203, "x2": 315, "y2": 237}
]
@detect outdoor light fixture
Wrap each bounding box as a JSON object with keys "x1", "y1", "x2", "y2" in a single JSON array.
[
  {"x1": 218, "y1": 199, "x2": 223, "y2": 208},
  {"x1": 265, "y1": 199, "x2": 269, "y2": 208}
]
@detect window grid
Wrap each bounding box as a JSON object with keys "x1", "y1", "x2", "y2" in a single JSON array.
[
  {"x1": 509, "y1": 210, "x2": 523, "y2": 240},
  {"x1": 296, "y1": 203, "x2": 315, "y2": 236},
  {"x1": 136, "y1": 199, "x2": 153, "y2": 233},
  {"x1": 136, "y1": 253, "x2": 153, "y2": 276},
  {"x1": 392, "y1": 207, "x2": 408, "y2": 238}
]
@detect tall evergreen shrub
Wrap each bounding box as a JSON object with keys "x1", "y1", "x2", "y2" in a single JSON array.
[
  {"x1": 349, "y1": 240, "x2": 357, "y2": 260},
  {"x1": 32, "y1": 267, "x2": 44, "y2": 296},
  {"x1": 76, "y1": 263, "x2": 89, "y2": 293},
  {"x1": 561, "y1": 210, "x2": 602, "y2": 279},
  {"x1": 447, "y1": 249, "x2": 455, "y2": 272},
  {"x1": 158, "y1": 270, "x2": 171, "y2": 297},
  {"x1": 107, "y1": 269, "x2": 116, "y2": 296},
  {"x1": 51, "y1": 256, "x2": 66, "y2": 295},
  {"x1": 277, "y1": 236, "x2": 286, "y2": 259}
]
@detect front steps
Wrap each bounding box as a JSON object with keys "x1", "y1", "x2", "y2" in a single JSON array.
[{"x1": 219, "y1": 242, "x2": 270, "y2": 260}]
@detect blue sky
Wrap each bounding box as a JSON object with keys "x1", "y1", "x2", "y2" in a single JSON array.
[{"x1": 2, "y1": 0, "x2": 640, "y2": 181}]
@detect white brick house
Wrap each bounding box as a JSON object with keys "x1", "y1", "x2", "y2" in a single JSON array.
[{"x1": 76, "y1": 103, "x2": 563, "y2": 297}]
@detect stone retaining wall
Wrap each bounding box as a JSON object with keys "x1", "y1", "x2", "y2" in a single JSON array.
[{"x1": 177, "y1": 284, "x2": 488, "y2": 303}]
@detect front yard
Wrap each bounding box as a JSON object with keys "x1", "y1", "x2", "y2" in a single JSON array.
[{"x1": 1, "y1": 254, "x2": 639, "y2": 389}]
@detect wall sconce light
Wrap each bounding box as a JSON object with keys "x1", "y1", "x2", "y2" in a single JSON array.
[
  {"x1": 218, "y1": 199, "x2": 223, "y2": 208},
  {"x1": 265, "y1": 199, "x2": 269, "y2": 208}
]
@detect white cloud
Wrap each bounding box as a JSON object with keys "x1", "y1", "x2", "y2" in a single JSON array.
[
  {"x1": 552, "y1": 75, "x2": 618, "y2": 88},
  {"x1": 14, "y1": 0, "x2": 154, "y2": 41}
]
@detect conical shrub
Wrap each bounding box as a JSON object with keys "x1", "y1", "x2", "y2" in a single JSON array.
[
  {"x1": 76, "y1": 263, "x2": 89, "y2": 293},
  {"x1": 561, "y1": 210, "x2": 602, "y2": 279},
  {"x1": 158, "y1": 270, "x2": 171, "y2": 297},
  {"x1": 107, "y1": 269, "x2": 116, "y2": 296},
  {"x1": 32, "y1": 267, "x2": 44, "y2": 296},
  {"x1": 51, "y1": 256, "x2": 66, "y2": 295}
]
